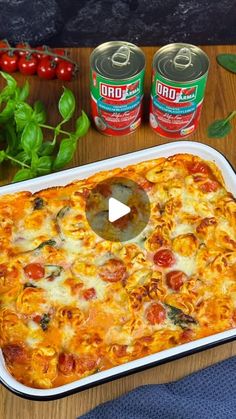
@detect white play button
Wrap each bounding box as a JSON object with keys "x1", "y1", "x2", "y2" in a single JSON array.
[{"x1": 108, "y1": 197, "x2": 131, "y2": 223}]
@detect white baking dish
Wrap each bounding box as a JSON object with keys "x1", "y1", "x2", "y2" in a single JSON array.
[{"x1": 0, "y1": 141, "x2": 236, "y2": 400}]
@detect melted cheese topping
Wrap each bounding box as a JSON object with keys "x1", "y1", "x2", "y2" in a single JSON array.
[{"x1": 0, "y1": 153, "x2": 236, "y2": 389}]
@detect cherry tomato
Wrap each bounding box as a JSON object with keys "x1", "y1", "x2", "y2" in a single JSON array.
[
  {"x1": 0, "y1": 39, "x2": 9, "y2": 56},
  {"x1": 166, "y1": 270, "x2": 187, "y2": 291},
  {"x1": 200, "y1": 180, "x2": 219, "y2": 193},
  {"x1": 146, "y1": 302, "x2": 166, "y2": 325},
  {"x1": 188, "y1": 161, "x2": 210, "y2": 174},
  {"x1": 56, "y1": 60, "x2": 74, "y2": 81},
  {"x1": 180, "y1": 328, "x2": 194, "y2": 343},
  {"x1": 0, "y1": 52, "x2": 18, "y2": 72},
  {"x1": 33, "y1": 315, "x2": 42, "y2": 324},
  {"x1": 16, "y1": 42, "x2": 30, "y2": 57},
  {"x1": 3, "y1": 344, "x2": 27, "y2": 363},
  {"x1": 83, "y1": 287, "x2": 96, "y2": 300},
  {"x1": 99, "y1": 259, "x2": 127, "y2": 283},
  {"x1": 76, "y1": 356, "x2": 96, "y2": 374},
  {"x1": 153, "y1": 249, "x2": 176, "y2": 268},
  {"x1": 53, "y1": 48, "x2": 66, "y2": 62},
  {"x1": 24, "y1": 263, "x2": 45, "y2": 280},
  {"x1": 18, "y1": 54, "x2": 38, "y2": 75},
  {"x1": 58, "y1": 353, "x2": 75, "y2": 375},
  {"x1": 37, "y1": 57, "x2": 57, "y2": 80},
  {"x1": 34, "y1": 45, "x2": 50, "y2": 60}
]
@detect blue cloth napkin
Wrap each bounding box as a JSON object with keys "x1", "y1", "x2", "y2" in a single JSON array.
[{"x1": 80, "y1": 356, "x2": 236, "y2": 419}]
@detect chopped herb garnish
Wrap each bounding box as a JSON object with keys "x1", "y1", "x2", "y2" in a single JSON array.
[
  {"x1": 56, "y1": 206, "x2": 70, "y2": 219},
  {"x1": 35, "y1": 239, "x2": 57, "y2": 251},
  {"x1": 23, "y1": 282, "x2": 37, "y2": 289},
  {"x1": 40, "y1": 313, "x2": 50, "y2": 331},
  {"x1": 33, "y1": 197, "x2": 44, "y2": 210},
  {"x1": 166, "y1": 304, "x2": 197, "y2": 328}
]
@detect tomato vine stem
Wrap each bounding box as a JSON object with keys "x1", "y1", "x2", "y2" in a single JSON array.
[{"x1": 0, "y1": 46, "x2": 79, "y2": 70}]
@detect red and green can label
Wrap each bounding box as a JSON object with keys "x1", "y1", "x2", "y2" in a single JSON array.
[
  {"x1": 91, "y1": 70, "x2": 145, "y2": 135},
  {"x1": 150, "y1": 72, "x2": 208, "y2": 138}
]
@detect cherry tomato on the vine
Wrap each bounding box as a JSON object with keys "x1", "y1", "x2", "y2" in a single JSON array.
[
  {"x1": 18, "y1": 54, "x2": 38, "y2": 75},
  {"x1": 34, "y1": 45, "x2": 50, "y2": 60},
  {"x1": 56, "y1": 60, "x2": 75, "y2": 81},
  {"x1": 0, "y1": 39, "x2": 9, "y2": 56},
  {"x1": 16, "y1": 42, "x2": 30, "y2": 57},
  {"x1": 0, "y1": 52, "x2": 18, "y2": 72},
  {"x1": 37, "y1": 57, "x2": 57, "y2": 80},
  {"x1": 53, "y1": 48, "x2": 66, "y2": 62}
]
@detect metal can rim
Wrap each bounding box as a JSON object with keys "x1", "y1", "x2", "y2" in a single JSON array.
[
  {"x1": 90, "y1": 41, "x2": 146, "y2": 81},
  {"x1": 153, "y1": 43, "x2": 210, "y2": 84}
]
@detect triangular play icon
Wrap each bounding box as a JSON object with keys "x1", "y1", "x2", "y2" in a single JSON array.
[{"x1": 108, "y1": 197, "x2": 131, "y2": 223}]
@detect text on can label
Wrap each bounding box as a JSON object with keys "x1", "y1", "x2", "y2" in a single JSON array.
[
  {"x1": 100, "y1": 81, "x2": 140, "y2": 100},
  {"x1": 156, "y1": 81, "x2": 197, "y2": 102}
]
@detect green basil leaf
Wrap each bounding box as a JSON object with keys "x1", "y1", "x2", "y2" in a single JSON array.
[
  {"x1": 31, "y1": 152, "x2": 39, "y2": 169},
  {"x1": 33, "y1": 100, "x2": 47, "y2": 124},
  {"x1": 75, "y1": 110, "x2": 90, "y2": 138},
  {"x1": 0, "y1": 99, "x2": 15, "y2": 123},
  {"x1": 39, "y1": 141, "x2": 55, "y2": 156},
  {"x1": 36, "y1": 156, "x2": 53, "y2": 175},
  {"x1": 0, "y1": 71, "x2": 17, "y2": 90},
  {"x1": 217, "y1": 54, "x2": 236, "y2": 74},
  {"x1": 0, "y1": 150, "x2": 6, "y2": 164},
  {"x1": 208, "y1": 119, "x2": 231, "y2": 138},
  {"x1": 5, "y1": 122, "x2": 17, "y2": 155},
  {"x1": 12, "y1": 168, "x2": 36, "y2": 183},
  {"x1": 14, "y1": 102, "x2": 33, "y2": 131},
  {"x1": 18, "y1": 81, "x2": 30, "y2": 101},
  {"x1": 14, "y1": 151, "x2": 31, "y2": 165},
  {"x1": 53, "y1": 137, "x2": 77, "y2": 171},
  {"x1": 21, "y1": 122, "x2": 43, "y2": 156},
  {"x1": 58, "y1": 88, "x2": 75, "y2": 122}
]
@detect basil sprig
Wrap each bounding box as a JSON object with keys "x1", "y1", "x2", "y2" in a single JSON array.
[{"x1": 0, "y1": 72, "x2": 90, "y2": 183}]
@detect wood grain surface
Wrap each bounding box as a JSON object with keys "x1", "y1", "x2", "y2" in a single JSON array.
[{"x1": 0, "y1": 45, "x2": 236, "y2": 419}]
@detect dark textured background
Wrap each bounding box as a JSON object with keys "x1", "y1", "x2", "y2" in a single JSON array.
[{"x1": 0, "y1": 0, "x2": 236, "y2": 47}]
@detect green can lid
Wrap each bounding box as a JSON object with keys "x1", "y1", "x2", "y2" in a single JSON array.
[
  {"x1": 90, "y1": 41, "x2": 145, "y2": 80},
  {"x1": 154, "y1": 43, "x2": 209, "y2": 82}
]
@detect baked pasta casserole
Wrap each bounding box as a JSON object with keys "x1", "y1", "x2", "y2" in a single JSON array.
[{"x1": 0, "y1": 153, "x2": 236, "y2": 388}]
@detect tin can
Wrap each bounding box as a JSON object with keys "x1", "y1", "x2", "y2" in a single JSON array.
[
  {"x1": 150, "y1": 43, "x2": 209, "y2": 138},
  {"x1": 90, "y1": 41, "x2": 145, "y2": 136}
]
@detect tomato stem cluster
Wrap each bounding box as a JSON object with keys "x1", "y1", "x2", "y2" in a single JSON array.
[{"x1": 0, "y1": 46, "x2": 78, "y2": 70}]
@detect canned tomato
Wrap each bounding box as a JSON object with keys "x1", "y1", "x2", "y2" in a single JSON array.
[
  {"x1": 150, "y1": 43, "x2": 209, "y2": 138},
  {"x1": 90, "y1": 41, "x2": 145, "y2": 136}
]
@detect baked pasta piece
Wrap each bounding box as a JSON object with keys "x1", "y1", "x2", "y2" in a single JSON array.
[{"x1": 0, "y1": 153, "x2": 235, "y2": 388}]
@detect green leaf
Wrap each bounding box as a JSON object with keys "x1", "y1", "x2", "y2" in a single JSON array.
[
  {"x1": 36, "y1": 156, "x2": 53, "y2": 175},
  {"x1": 53, "y1": 137, "x2": 77, "y2": 171},
  {"x1": 33, "y1": 100, "x2": 47, "y2": 124},
  {"x1": 39, "y1": 141, "x2": 55, "y2": 156},
  {"x1": 18, "y1": 81, "x2": 30, "y2": 101},
  {"x1": 208, "y1": 119, "x2": 232, "y2": 138},
  {"x1": 0, "y1": 150, "x2": 6, "y2": 163},
  {"x1": 75, "y1": 110, "x2": 90, "y2": 138},
  {"x1": 31, "y1": 152, "x2": 39, "y2": 169},
  {"x1": 217, "y1": 54, "x2": 236, "y2": 74},
  {"x1": 12, "y1": 168, "x2": 35, "y2": 183},
  {"x1": 14, "y1": 102, "x2": 33, "y2": 131},
  {"x1": 4, "y1": 122, "x2": 17, "y2": 155},
  {"x1": 21, "y1": 122, "x2": 43, "y2": 156},
  {"x1": 14, "y1": 151, "x2": 31, "y2": 165},
  {"x1": 0, "y1": 100, "x2": 15, "y2": 123},
  {"x1": 0, "y1": 71, "x2": 17, "y2": 90},
  {"x1": 58, "y1": 88, "x2": 75, "y2": 122}
]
